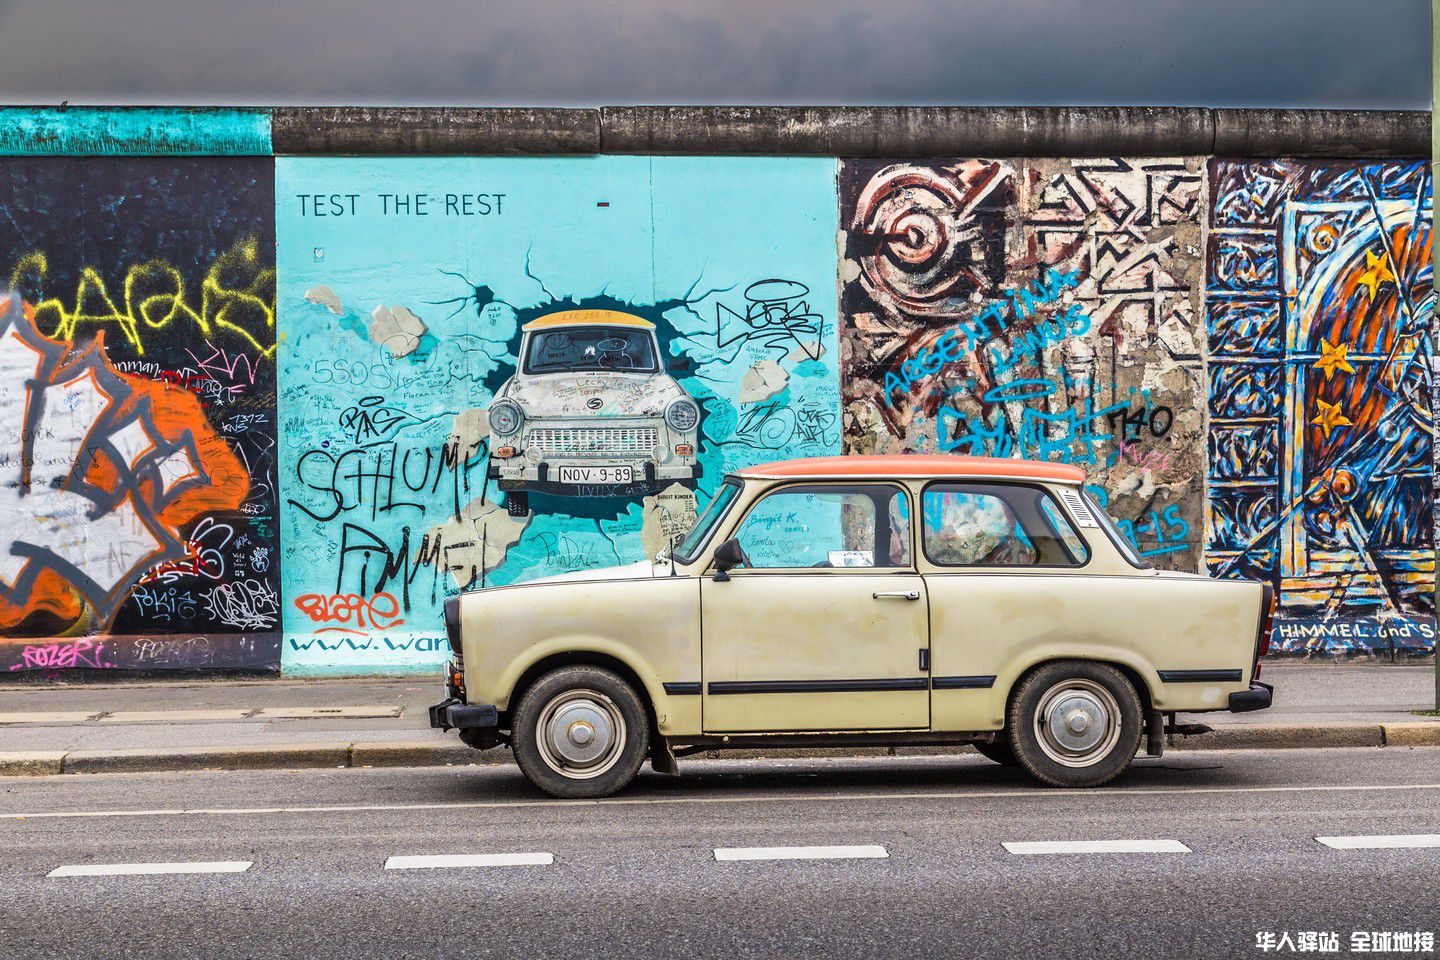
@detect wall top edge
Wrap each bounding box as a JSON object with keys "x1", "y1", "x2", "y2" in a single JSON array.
[{"x1": 0, "y1": 105, "x2": 1427, "y2": 158}]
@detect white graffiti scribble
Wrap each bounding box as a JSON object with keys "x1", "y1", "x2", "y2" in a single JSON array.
[{"x1": 203, "y1": 578, "x2": 280, "y2": 630}]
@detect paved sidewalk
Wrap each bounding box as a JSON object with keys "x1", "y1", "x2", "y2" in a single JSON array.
[{"x1": 0, "y1": 662, "x2": 1434, "y2": 776}]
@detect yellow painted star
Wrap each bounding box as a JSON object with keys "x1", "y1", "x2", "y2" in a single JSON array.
[
  {"x1": 1310, "y1": 398, "x2": 1353, "y2": 440},
  {"x1": 1356, "y1": 249, "x2": 1396, "y2": 298},
  {"x1": 1313, "y1": 338, "x2": 1356, "y2": 381}
]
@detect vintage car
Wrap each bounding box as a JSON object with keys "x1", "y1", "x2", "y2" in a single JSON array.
[
  {"x1": 431, "y1": 454, "x2": 1273, "y2": 798},
  {"x1": 486, "y1": 309, "x2": 701, "y2": 516}
]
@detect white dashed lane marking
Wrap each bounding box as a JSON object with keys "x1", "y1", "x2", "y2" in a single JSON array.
[
  {"x1": 48, "y1": 861, "x2": 253, "y2": 877},
  {"x1": 384, "y1": 853, "x2": 554, "y2": 870},
  {"x1": 714, "y1": 845, "x2": 888, "y2": 862},
  {"x1": 1003, "y1": 839, "x2": 1192, "y2": 855},
  {"x1": 1316, "y1": 834, "x2": 1440, "y2": 850}
]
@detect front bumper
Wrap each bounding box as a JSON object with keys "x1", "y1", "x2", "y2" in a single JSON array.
[
  {"x1": 429, "y1": 698, "x2": 500, "y2": 731},
  {"x1": 1227, "y1": 680, "x2": 1273, "y2": 713}
]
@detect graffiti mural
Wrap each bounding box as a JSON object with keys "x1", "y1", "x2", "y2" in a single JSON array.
[
  {"x1": 839, "y1": 158, "x2": 1207, "y2": 569},
  {"x1": 0, "y1": 157, "x2": 280, "y2": 672},
  {"x1": 1205, "y1": 159, "x2": 1434, "y2": 656},
  {"x1": 277, "y1": 156, "x2": 840, "y2": 673}
]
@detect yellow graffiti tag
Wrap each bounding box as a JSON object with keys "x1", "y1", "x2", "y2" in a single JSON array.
[{"x1": 10, "y1": 237, "x2": 276, "y2": 358}]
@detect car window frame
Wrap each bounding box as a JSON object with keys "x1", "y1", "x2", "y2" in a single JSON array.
[
  {"x1": 673, "y1": 478, "x2": 743, "y2": 565},
  {"x1": 918, "y1": 479, "x2": 1093, "y2": 571},
  {"x1": 718, "y1": 480, "x2": 918, "y2": 575}
]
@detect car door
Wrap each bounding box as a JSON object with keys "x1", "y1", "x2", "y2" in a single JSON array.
[
  {"x1": 920, "y1": 481, "x2": 1094, "y2": 731},
  {"x1": 700, "y1": 481, "x2": 929, "y2": 733}
]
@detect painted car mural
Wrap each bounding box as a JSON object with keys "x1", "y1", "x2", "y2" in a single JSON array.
[{"x1": 488, "y1": 310, "x2": 701, "y2": 516}]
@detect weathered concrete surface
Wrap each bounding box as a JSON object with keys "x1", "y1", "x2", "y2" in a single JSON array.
[
  {"x1": 272, "y1": 107, "x2": 600, "y2": 154},
  {"x1": 1213, "y1": 108, "x2": 1429, "y2": 158},
  {"x1": 1381, "y1": 722, "x2": 1440, "y2": 747},
  {"x1": 602, "y1": 106, "x2": 1215, "y2": 157},
  {"x1": 63, "y1": 743, "x2": 349, "y2": 774},
  {"x1": 602, "y1": 106, "x2": 1428, "y2": 158},
  {"x1": 0, "y1": 751, "x2": 66, "y2": 776}
]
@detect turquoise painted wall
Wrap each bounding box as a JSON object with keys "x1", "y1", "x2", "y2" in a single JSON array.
[
  {"x1": 0, "y1": 108, "x2": 271, "y2": 156},
  {"x1": 275, "y1": 156, "x2": 841, "y2": 674}
]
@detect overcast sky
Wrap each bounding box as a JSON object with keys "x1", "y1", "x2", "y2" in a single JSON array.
[{"x1": 0, "y1": 0, "x2": 1428, "y2": 108}]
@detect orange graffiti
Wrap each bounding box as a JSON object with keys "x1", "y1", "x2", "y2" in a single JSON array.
[
  {"x1": 293, "y1": 592, "x2": 407, "y2": 635},
  {"x1": 0, "y1": 297, "x2": 251, "y2": 632}
]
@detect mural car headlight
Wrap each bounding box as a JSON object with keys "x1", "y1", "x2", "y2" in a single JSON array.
[
  {"x1": 666, "y1": 399, "x2": 699, "y2": 433},
  {"x1": 489, "y1": 400, "x2": 523, "y2": 437}
]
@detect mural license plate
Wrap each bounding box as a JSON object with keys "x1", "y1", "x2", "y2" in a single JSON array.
[{"x1": 558, "y1": 466, "x2": 634, "y2": 485}]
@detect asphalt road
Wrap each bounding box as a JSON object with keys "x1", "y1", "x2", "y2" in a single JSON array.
[{"x1": 2, "y1": 748, "x2": 1438, "y2": 959}]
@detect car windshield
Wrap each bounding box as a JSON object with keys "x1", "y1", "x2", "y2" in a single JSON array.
[
  {"x1": 524, "y1": 326, "x2": 658, "y2": 374},
  {"x1": 672, "y1": 480, "x2": 741, "y2": 564},
  {"x1": 1082, "y1": 488, "x2": 1151, "y2": 569}
]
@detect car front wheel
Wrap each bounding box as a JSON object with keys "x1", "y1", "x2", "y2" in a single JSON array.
[
  {"x1": 1007, "y1": 661, "x2": 1142, "y2": 788},
  {"x1": 511, "y1": 665, "x2": 650, "y2": 799}
]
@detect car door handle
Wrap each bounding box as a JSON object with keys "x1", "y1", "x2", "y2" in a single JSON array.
[{"x1": 873, "y1": 590, "x2": 920, "y2": 600}]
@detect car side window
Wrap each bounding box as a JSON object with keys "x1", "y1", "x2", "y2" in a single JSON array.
[
  {"x1": 922, "y1": 482, "x2": 1089, "y2": 568},
  {"x1": 732, "y1": 484, "x2": 913, "y2": 570}
]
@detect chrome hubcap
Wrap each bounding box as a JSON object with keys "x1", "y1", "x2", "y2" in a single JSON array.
[
  {"x1": 1034, "y1": 679, "x2": 1121, "y2": 768},
  {"x1": 535, "y1": 689, "x2": 626, "y2": 780}
]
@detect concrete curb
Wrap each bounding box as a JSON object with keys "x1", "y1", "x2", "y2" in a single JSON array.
[{"x1": 2, "y1": 723, "x2": 1436, "y2": 777}]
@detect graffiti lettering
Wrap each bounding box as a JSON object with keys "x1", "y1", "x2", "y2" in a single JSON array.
[
  {"x1": 293, "y1": 591, "x2": 406, "y2": 634},
  {"x1": 8, "y1": 639, "x2": 113, "y2": 672},
  {"x1": 12, "y1": 237, "x2": 276, "y2": 358}
]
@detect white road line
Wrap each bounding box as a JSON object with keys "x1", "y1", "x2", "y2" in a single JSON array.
[
  {"x1": 384, "y1": 853, "x2": 553, "y2": 870},
  {"x1": 1316, "y1": 834, "x2": 1440, "y2": 850},
  {"x1": 48, "y1": 861, "x2": 252, "y2": 877},
  {"x1": 1004, "y1": 839, "x2": 1191, "y2": 855},
  {"x1": 6, "y1": 782, "x2": 1440, "y2": 822},
  {"x1": 714, "y1": 845, "x2": 888, "y2": 861}
]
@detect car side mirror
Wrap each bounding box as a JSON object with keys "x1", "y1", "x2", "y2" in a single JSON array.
[
  {"x1": 711, "y1": 537, "x2": 744, "y2": 582},
  {"x1": 666, "y1": 356, "x2": 691, "y2": 373}
]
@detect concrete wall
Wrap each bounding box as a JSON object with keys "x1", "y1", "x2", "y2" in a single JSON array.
[{"x1": 0, "y1": 106, "x2": 1430, "y2": 674}]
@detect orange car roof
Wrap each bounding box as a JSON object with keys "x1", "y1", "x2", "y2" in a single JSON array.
[
  {"x1": 734, "y1": 455, "x2": 1086, "y2": 483},
  {"x1": 522, "y1": 309, "x2": 656, "y2": 331}
]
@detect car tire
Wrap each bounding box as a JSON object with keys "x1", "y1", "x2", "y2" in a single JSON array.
[
  {"x1": 506, "y1": 491, "x2": 529, "y2": 518},
  {"x1": 512, "y1": 665, "x2": 650, "y2": 799},
  {"x1": 972, "y1": 737, "x2": 1018, "y2": 766},
  {"x1": 1007, "y1": 661, "x2": 1142, "y2": 788}
]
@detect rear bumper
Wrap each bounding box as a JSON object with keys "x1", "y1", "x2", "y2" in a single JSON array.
[
  {"x1": 1228, "y1": 681, "x2": 1273, "y2": 713},
  {"x1": 429, "y1": 698, "x2": 499, "y2": 731}
]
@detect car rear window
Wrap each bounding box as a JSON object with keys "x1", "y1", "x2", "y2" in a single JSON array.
[{"x1": 921, "y1": 482, "x2": 1089, "y2": 568}]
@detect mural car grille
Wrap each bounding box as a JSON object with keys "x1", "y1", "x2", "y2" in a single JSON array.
[{"x1": 527, "y1": 427, "x2": 659, "y2": 457}]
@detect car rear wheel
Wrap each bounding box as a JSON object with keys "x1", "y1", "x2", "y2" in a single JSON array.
[
  {"x1": 1007, "y1": 661, "x2": 1142, "y2": 788},
  {"x1": 512, "y1": 665, "x2": 649, "y2": 799}
]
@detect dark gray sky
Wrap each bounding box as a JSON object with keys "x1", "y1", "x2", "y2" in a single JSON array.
[{"x1": 0, "y1": 0, "x2": 1429, "y2": 108}]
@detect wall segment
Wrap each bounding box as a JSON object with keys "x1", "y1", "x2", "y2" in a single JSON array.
[{"x1": 0, "y1": 106, "x2": 1429, "y2": 672}]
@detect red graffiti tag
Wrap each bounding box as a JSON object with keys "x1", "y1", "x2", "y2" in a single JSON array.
[{"x1": 293, "y1": 592, "x2": 406, "y2": 635}]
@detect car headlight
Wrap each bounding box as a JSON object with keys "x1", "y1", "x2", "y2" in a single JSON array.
[
  {"x1": 666, "y1": 399, "x2": 699, "y2": 432},
  {"x1": 489, "y1": 400, "x2": 523, "y2": 436}
]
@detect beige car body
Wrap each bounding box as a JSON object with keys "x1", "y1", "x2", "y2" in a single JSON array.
[{"x1": 448, "y1": 456, "x2": 1269, "y2": 747}]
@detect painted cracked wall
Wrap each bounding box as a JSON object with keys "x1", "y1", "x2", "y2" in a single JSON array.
[
  {"x1": 276, "y1": 157, "x2": 840, "y2": 674},
  {"x1": 839, "y1": 158, "x2": 1207, "y2": 571},
  {"x1": 0, "y1": 157, "x2": 281, "y2": 672},
  {"x1": 0, "y1": 142, "x2": 1430, "y2": 673},
  {"x1": 1205, "y1": 158, "x2": 1435, "y2": 657}
]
